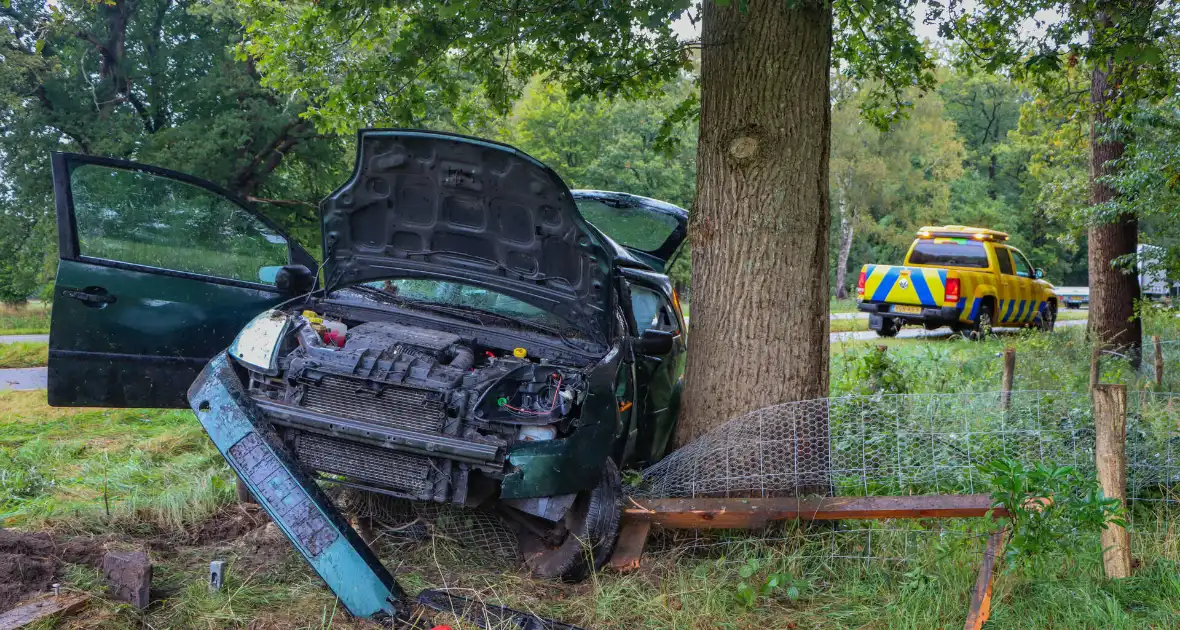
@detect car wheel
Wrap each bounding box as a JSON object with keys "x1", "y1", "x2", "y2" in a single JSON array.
[
  {"x1": 923, "y1": 321, "x2": 941, "y2": 332},
  {"x1": 964, "y1": 303, "x2": 993, "y2": 341},
  {"x1": 518, "y1": 459, "x2": 622, "y2": 582},
  {"x1": 1039, "y1": 302, "x2": 1057, "y2": 332},
  {"x1": 874, "y1": 318, "x2": 899, "y2": 338}
]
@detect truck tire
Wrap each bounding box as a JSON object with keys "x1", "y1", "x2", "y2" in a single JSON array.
[
  {"x1": 964, "y1": 302, "x2": 993, "y2": 341},
  {"x1": 519, "y1": 459, "x2": 622, "y2": 582},
  {"x1": 1038, "y1": 302, "x2": 1057, "y2": 332},
  {"x1": 875, "y1": 318, "x2": 899, "y2": 338}
]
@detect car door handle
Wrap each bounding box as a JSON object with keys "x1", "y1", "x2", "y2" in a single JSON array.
[{"x1": 63, "y1": 287, "x2": 116, "y2": 307}]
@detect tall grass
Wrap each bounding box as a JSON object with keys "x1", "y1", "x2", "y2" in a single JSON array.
[
  {"x1": 0, "y1": 342, "x2": 48, "y2": 368},
  {"x1": 0, "y1": 391, "x2": 233, "y2": 531},
  {"x1": 0, "y1": 302, "x2": 50, "y2": 335}
]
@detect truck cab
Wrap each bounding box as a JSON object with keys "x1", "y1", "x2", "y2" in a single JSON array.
[{"x1": 856, "y1": 226, "x2": 1059, "y2": 339}]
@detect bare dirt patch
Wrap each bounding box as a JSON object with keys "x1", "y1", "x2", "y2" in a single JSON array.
[
  {"x1": 188, "y1": 503, "x2": 269, "y2": 545},
  {"x1": 0, "y1": 529, "x2": 107, "y2": 611}
]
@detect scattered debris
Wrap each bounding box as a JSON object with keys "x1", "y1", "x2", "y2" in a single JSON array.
[
  {"x1": 101, "y1": 551, "x2": 152, "y2": 609},
  {"x1": 0, "y1": 592, "x2": 91, "y2": 630},
  {"x1": 209, "y1": 560, "x2": 226, "y2": 592}
]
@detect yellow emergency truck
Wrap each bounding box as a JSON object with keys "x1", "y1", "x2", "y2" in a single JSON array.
[{"x1": 856, "y1": 226, "x2": 1059, "y2": 338}]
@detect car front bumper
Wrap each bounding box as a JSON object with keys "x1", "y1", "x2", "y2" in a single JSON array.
[{"x1": 187, "y1": 352, "x2": 404, "y2": 619}]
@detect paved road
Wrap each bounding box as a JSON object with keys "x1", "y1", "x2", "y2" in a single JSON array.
[
  {"x1": 830, "y1": 317, "x2": 1087, "y2": 343},
  {"x1": 0, "y1": 367, "x2": 47, "y2": 391},
  {"x1": 830, "y1": 307, "x2": 1087, "y2": 321},
  {"x1": 0, "y1": 319, "x2": 1090, "y2": 391},
  {"x1": 0, "y1": 334, "x2": 48, "y2": 344}
]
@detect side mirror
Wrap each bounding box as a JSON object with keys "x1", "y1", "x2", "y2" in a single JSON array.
[
  {"x1": 272, "y1": 265, "x2": 316, "y2": 294},
  {"x1": 1035, "y1": 268, "x2": 1044, "y2": 279},
  {"x1": 632, "y1": 329, "x2": 675, "y2": 356}
]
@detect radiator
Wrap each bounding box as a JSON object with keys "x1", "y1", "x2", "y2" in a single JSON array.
[
  {"x1": 292, "y1": 431, "x2": 437, "y2": 500},
  {"x1": 301, "y1": 376, "x2": 446, "y2": 434}
]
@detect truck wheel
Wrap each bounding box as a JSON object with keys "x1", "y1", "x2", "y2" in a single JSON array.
[
  {"x1": 875, "y1": 318, "x2": 899, "y2": 338},
  {"x1": 964, "y1": 303, "x2": 993, "y2": 341},
  {"x1": 1038, "y1": 302, "x2": 1057, "y2": 332},
  {"x1": 923, "y1": 321, "x2": 941, "y2": 332},
  {"x1": 518, "y1": 460, "x2": 621, "y2": 582}
]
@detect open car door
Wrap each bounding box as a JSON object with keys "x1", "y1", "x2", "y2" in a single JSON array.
[
  {"x1": 48, "y1": 153, "x2": 317, "y2": 408},
  {"x1": 571, "y1": 190, "x2": 688, "y2": 272}
]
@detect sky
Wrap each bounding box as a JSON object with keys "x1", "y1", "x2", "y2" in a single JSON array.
[{"x1": 670, "y1": 2, "x2": 1061, "y2": 48}]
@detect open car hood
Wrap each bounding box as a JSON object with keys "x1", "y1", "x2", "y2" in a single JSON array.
[{"x1": 321, "y1": 130, "x2": 613, "y2": 342}]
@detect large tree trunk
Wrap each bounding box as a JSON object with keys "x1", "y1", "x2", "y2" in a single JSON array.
[
  {"x1": 678, "y1": 0, "x2": 832, "y2": 448},
  {"x1": 834, "y1": 203, "x2": 855, "y2": 299},
  {"x1": 1087, "y1": 53, "x2": 1141, "y2": 358}
]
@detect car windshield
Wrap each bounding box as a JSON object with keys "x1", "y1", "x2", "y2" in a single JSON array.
[
  {"x1": 908, "y1": 240, "x2": 990, "y2": 269},
  {"x1": 336, "y1": 279, "x2": 574, "y2": 331},
  {"x1": 575, "y1": 198, "x2": 680, "y2": 252}
]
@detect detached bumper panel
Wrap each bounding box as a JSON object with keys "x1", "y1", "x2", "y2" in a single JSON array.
[{"x1": 187, "y1": 352, "x2": 403, "y2": 619}]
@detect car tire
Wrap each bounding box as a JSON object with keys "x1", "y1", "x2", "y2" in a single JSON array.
[
  {"x1": 518, "y1": 459, "x2": 622, "y2": 582},
  {"x1": 875, "y1": 318, "x2": 899, "y2": 338},
  {"x1": 923, "y1": 321, "x2": 941, "y2": 332},
  {"x1": 964, "y1": 302, "x2": 993, "y2": 341},
  {"x1": 1038, "y1": 302, "x2": 1057, "y2": 332}
]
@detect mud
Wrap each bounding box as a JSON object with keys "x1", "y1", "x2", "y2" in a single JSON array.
[
  {"x1": 188, "y1": 504, "x2": 270, "y2": 545},
  {"x1": 0, "y1": 529, "x2": 108, "y2": 611}
]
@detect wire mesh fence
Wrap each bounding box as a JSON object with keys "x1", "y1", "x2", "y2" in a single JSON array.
[
  {"x1": 328, "y1": 337, "x2": 1180, "y2": 566},
  {"x1": 626, "y1": 388, "x2": 1180, "y2": 563},
  {"x1": 629, "y1": 390, "x2": 1180, "y2": 503}
]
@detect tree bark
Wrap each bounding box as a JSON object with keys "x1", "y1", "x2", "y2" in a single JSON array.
[
  {"x1": 1087, "y1": 52, "x2": 1141, "y2": 358},
  {"x1": 678, "y1": 0, "x2": 832, "y2": 447},
  {"x1": 835, "y1": 201, "x2": 854, "y2": 300}
]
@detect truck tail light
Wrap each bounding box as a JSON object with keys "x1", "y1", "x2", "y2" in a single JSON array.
[
  {"x1": 946, "y1": 277, "x2": 961, "y2": 304},
  {"x1": 857, "y1": 270, "x2": 867, "y2": 298}
]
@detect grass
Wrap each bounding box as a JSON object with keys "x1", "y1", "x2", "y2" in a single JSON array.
[
  {"x1": 7, "y1": 307, "x2": 1180, "y2": 628},
  {"x1": 830, "y1": 297, "x2": 859, "y2": 313},
  {"x1": 0, "y1": 302, "x2": 50, "y2": 335},
  {"x1": 0, "y1": 391, "x2": 234, "y2": 531},
  {"x1": 0, "y1": 342, "x2": 48, "y2": 368}
]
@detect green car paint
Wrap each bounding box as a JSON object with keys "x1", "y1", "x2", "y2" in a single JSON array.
[{"x1": 48, "y1": 130, "x2": 689, "y2": 601}]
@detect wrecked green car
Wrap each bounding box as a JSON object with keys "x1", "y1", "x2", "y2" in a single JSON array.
[{"x1": 47, "y1": 130, "x2": 688, "y2": 587}]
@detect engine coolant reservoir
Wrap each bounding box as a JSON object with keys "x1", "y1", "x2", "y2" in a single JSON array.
[{"x1": 517, "y1": 425, "x2": 557, "y2": 442}]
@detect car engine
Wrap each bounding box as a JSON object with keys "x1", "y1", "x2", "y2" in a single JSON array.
[{"x1": 241, "y1": 311, "x2": 589, "y2": 505}]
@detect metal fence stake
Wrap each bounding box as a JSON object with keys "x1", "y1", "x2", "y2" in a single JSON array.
[{"x1": 1094, "y1": 384, "x2": 1132, "y2": 578}]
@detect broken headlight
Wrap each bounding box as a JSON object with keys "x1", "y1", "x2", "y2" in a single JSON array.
[{"x1": 228, "y1": 309, "x2": 292, "y2": 376}]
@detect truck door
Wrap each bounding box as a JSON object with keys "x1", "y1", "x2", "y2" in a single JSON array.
[
  {"x1": 48, "y1": 153, "x2": 317, "y2": 408},
  {"x1": 993, "y1": 246, "x2": 1020, "y2": 325},
  {"x1": 1009, "y1": 248, "x2": 1040, "y2": 323}
]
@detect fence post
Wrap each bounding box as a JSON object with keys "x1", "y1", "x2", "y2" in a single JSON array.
[
  {"x1": 1001, "y1": 348, "x2": 1016, "y2": 409},
  {"x1": 1093, "y1": 384, "x2": 1132, "y2": 578},
  {"x1": 1154, "y1": 335, "x2": 1164, "y2": 389},
  {"x1": 1090, "y1": 345, "x2": 1102, "y2": 392}
]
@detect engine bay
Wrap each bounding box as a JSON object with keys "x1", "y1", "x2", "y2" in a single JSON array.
[{"x1": 239, "y1": 306, "x2": 593, "y2": 504}]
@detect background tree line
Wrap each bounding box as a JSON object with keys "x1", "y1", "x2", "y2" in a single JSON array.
[
  {"x1": 4, "y1": 0, "x2": 1178, "y2": 445},
  {"x1": 0, "y1": 0, "x2": 1107, "y2": 305}
]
